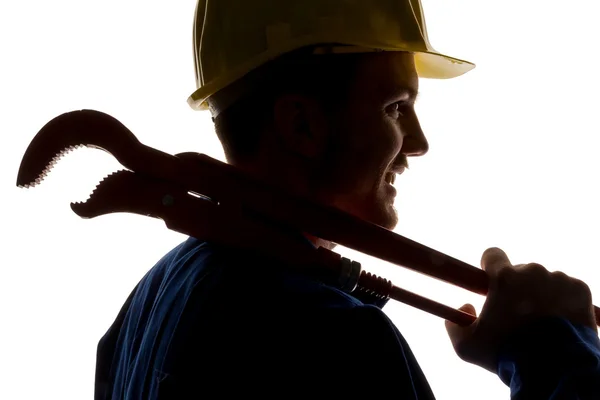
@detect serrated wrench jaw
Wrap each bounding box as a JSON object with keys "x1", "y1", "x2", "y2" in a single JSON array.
[{"x1": 16, "y1": 109, "x2": 141, "y2": 189}]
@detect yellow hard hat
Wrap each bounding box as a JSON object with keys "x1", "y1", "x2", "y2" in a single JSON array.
[{"x1": 188, "y1": 0, "x2": 475, "y2": 111}]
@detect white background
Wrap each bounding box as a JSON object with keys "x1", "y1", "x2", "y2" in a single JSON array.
[{"x1": 2, "y1": 0, "x2": 600, "y2": 398}]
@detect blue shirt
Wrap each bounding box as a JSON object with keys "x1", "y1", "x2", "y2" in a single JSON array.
[{"x1": 95, "y1": 237, "x2": 600, "y2": 399}]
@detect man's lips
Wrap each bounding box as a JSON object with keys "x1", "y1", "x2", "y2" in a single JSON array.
[{"x1": 384, "y1": 167, "x2": 405, "y2": 185}]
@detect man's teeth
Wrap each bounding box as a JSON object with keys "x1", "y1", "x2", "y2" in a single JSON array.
[{"x1": 385, "y1": 173, "x2": 396, "y2": 185}]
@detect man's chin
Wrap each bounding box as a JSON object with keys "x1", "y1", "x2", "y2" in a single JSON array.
[
  {"x1": 328, "y1": 197, "x2": 398, "y2": 230},
  {"x1": 363, "y1": 203, "x2": 398, "y2": 230},
  {"x1": 377, "y1": 211, "x2": 399, "y2": 231}
]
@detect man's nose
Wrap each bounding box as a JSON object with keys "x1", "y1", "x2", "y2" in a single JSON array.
[{"x1": 401, "y1": 111, "x2": 429, "y2": 157}]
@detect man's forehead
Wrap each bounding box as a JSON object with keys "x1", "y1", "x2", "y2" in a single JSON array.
[{"x1": 355, "y1": 52, "x2": 419, "y2": 100}]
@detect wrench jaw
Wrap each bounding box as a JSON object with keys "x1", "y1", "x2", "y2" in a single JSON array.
[
  {"x1": 70, "y1": 170, "x2": 136, "y2": 219},
  {"x1": 70, "y1": 168, "x2": 228, "y2": 243},
  {"x1": 69, "y1": 169, "x2": 177, "y2": 220},
  {"x1": 17, "y1": 144, "x2": 86, "y2": 188},
  {"x1": 16, "y1": 109, "x2": 142, "y2": 189}
]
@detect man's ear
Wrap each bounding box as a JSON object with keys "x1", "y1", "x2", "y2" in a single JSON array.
[{"x1": 272, "y1": 94, "x2": 329, "y2": 159}]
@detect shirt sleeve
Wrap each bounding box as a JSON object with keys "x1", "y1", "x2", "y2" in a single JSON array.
[{"x1": 497, "y1": 316, "x2": 600, "y2": 399}]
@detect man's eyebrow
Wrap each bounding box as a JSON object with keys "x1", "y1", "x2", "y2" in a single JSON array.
[
  {"x1": 412, "y1": 90, "x2": 421, "y2": 103},
  {"x1": 405, "y1": 87, "x2": 420, "y2": 102},
  {"x1": 387, "y1": 86, "x2": 420, "y2": 103}
]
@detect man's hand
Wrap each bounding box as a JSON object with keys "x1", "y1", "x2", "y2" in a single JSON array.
[{"x1": 445, "y1": 247, "x2": 597, "y2": 374}]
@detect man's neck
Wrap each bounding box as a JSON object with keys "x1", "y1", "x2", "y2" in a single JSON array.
[{"x1": 231, "y1": 159, "x2": 336, "y2": 250}]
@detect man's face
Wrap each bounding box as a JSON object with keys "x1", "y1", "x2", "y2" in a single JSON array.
[{"x1": 316, "y1": 52, "x2": 428, "y2": 230}]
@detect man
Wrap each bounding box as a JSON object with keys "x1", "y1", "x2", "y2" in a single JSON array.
[{"x1": 95, "y1": 1, "x2": 600, "y2": 398}]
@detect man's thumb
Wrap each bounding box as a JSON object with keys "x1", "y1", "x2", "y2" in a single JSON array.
[
  {"x1": 445, "y1": 303, "x2": 477, "y2": 344},
  {"x1": 481, "y1": 247, "x2": 512, "y2": 277}
]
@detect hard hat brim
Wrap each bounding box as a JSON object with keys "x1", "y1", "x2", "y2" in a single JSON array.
[{"x1": 187, "y1": 47, "x2": 475, "y2": 111}]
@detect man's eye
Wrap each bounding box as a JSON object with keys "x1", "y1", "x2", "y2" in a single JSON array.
[{"x1": 387, "y1": 102, "x2": 405, "y2": 117}]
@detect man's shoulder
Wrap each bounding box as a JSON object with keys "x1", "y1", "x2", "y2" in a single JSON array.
[{"x1": 150, "y1": 236, "x2": 365, "y2": 310}]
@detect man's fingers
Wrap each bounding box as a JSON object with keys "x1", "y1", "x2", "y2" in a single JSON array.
[
  {"x1": 445, "y1": 304, "x2": 477, "y2": 329},
  {"x1": 459, "y1": 303, "x2": 477, "y2": 315},
  {"x1": 445, "y1": 303, "x2": 477, "y2": 345},
  {"x1": 481, "y1": 247, "x2": 512, "y2": 277}
]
